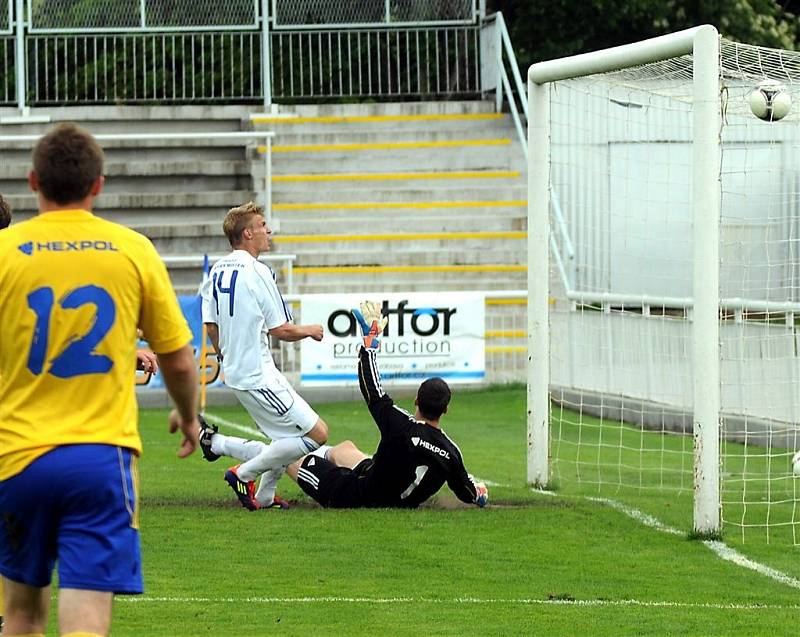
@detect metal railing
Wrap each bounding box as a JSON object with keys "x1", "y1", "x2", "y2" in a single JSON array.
[
  {"x1": 272, "y1": 0, "x2": 479, "y2": 29},
  {"x1": 27, "y1": 0, "x2": 260, "y2": 33},
  {"x1": 2, "y1": 1, "x2": 493, "y2": 108},
  {"x1": 271, "y1": 26, "x2": 481, "y2": 100},
  {"x1": 0, "y1": 131, "x2": 275, "y2": 226},
  {"x1": 25, "y1": 31, "x2": 263, "y2": 104},
  {"x1": 0, "y1": 0, "x2": 9, "y2": 34}
]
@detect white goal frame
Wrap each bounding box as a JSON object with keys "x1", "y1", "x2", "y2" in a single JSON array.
[{"x1": 526, "y1": 25, "x2": 722, "y2": 534}]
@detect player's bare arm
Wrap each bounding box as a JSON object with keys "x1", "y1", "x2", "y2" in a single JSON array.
[
  {"x1": 269, "y1": 322, "x2": 323, "y2": 342},
  {"x1": 157, "y1": 345, "x2": 200, "y2": 458},
  {"x1": 205, "y1": 322, "x2": 222, "y2": 359}
]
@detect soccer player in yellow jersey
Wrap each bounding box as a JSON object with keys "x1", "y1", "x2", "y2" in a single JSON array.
[
  {"x1": 0, "y1": 193, "x2": 9, "y2": 633},
  {"x1": 0, "y1": 123, "x2": 201, "y2": 637}
]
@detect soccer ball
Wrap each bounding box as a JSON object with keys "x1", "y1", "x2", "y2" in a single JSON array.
[
  {"x1": 793, "y1": 450, "x2": 800, "y2": 477},
  {"x1": 748, "y1": 80, "x2": 792, "y2": 122}
]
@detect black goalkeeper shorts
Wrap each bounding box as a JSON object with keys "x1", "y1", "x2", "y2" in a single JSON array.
[{"x1": 296, "y1": 456, "x2": 373, "y2": 508}]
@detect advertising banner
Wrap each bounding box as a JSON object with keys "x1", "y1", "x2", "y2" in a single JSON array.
[{"x1": 300, "y1": 292, "x2": 485, "y2": 386}]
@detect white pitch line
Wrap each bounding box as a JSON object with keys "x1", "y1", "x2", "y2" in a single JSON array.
[
  {"x1": 475, "y1": 478, "x2": 511, "y2": 488},
  {"x1": 203, "y1": 412, "x2": 266, "y2": 439},
  {"x1": 585, "y1": 496, "x2": 800, "y2": 590},
  {"x1": 587, "y1": 497, "x2": 683, "y2": 536},
  {"x1": 703, "y1": 541, "x2": 800, "y2": 590},
  {"x1": 116, "y1": 595, "x2": 800, "y2": 611}
]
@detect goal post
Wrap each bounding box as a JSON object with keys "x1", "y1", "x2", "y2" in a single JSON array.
[{"x1": 527, "y1": 26, "x2": 723, "y2": 534}]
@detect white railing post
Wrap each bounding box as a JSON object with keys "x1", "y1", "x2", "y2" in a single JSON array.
[
  {"x1": 264, "y1": 136, "x2": 273, "y2": 228},
  {"x1": 261, "y1": 0, "x2": 272, "y2": 109},
  {"x1": 14, "y1": 0, "x2": 25, "y2": 113},
  {"x1": 494, "y1": 16, "x2": 502, "y2": 112},
  {"x1": 527, "y1": 74, "x2": 550, "y2": 487},
  {"x1": 692, "y1": 24, "x2": 721, "y2": 536}
]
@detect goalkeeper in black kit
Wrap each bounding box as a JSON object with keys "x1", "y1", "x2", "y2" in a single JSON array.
[{"x1": 286, "y1": 301, "x2": 489, "y2": 509}]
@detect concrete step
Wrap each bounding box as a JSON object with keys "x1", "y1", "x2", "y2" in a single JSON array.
[
  {"x1": 280, "y1": 247, "x2": 525, "y2": 267},
  {"x1": 268, "y1": 145, "x2": 525, "y2": 173},
  {"x1": 0, "y1": 104, "x2": 255, "y2": 132},
  {"x1": 0, "y1": 160, "x2": 251, "y2": 179},
  {"x1": 273, "y1": 200, "x2": 527, "y2": 218},
  {"x1": 172, "y1": 272, "x2": 527, "y2": 297},
  {"x1": 271, "y1": 171, "x2": 524, "y2": 192},
  {"x1": 269, "y1": 130, "x2": 511, "y2": 145},
  {"x1": 290, "y1": 270, "x2": 527, "y2": 295},
  {"x1": 254, "y1": 101, "x2": 496, "y2": 118},
  {"x1": 271, "y1": 185, "x2": 526, "y2": 205},
  {"x1": 143, "y1": 224, "x2": 527, "y2": 255},
  {"x1": 161, "y1": 245, "x2": 524, "y2": 272},
  {"x1": 254, "y1": 117, "x2": 510, "y2": 135},
  {"x1": 165, "y1": 259, "x2": 293, "y2": 292},
  {"x1": 9, "y1": 190, "x2": 256, "y2": 224},
  {"x1": 0, "y1": 142, "x2": 255, "y2": 164},
  {"x1": 275, "y1": 216, "x2": 527, "y2": 235},
  {"x1": 0, "y1": 174, "x2": 251, "y2": 196}
]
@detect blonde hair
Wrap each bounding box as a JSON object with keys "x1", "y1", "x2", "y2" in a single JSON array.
[{"x1": 222, "y1": 201, "x2": 264, "y2": 247}]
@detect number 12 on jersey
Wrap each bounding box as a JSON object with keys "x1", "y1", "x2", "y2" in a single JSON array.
[
  {"x1": 212, "y1": 270, "x2": 238, "y2": 317},
  {"x1": 26, "y1": 284, "x2": 116, "y2": 378}
]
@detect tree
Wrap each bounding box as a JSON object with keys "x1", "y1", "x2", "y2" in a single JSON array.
[{"x1": 489, "y1": 0, "x2": 800, "y2": 69}]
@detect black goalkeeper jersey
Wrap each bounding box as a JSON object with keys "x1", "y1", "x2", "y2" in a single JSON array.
[{"x1": 355, "y1": 347, "x2": 479, "y2": 508}]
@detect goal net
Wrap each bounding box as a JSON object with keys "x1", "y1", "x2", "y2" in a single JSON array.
[{"x1": 528, "y1": 26, "x2": 800, "y2": 544}]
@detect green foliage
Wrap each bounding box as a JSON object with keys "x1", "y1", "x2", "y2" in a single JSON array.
[{"x1": 490, "y1": 0, "x2": 800, "y2": 70}]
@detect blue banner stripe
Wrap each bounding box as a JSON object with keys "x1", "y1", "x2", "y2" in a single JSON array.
[{"x1": 301, "y1": 371, "x2": 485, "y2": 382}]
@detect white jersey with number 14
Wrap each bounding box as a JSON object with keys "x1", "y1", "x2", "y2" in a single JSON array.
[{"x1": 200, "y1": 250, "x2": 292, "y2": 390}]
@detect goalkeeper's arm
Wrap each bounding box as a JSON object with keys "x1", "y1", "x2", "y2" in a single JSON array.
[
  {"x1": 357, "y1": 346, "x2": 407, "y2": 437},
  {"x1": 447, "y1": 453, "x2": 489, "y2": 507},
  {"x1": 357, "y1": 346, "x2": 386, "y2": 405}
]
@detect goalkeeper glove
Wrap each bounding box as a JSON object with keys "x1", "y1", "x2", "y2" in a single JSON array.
[
  {"x1": 474, "y1": 482, "x2": 489, "y2": 507},
  {"x1": 469, "y1": 475, "x2": 489, "y2": 507},
  {"x1": 352, "y1": 300, "x2": 388, "y2": 349}
]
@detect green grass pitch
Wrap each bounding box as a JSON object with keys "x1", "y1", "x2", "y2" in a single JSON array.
[{"x1": 52, "y1": 387, "x2": 800, "y2": 635}]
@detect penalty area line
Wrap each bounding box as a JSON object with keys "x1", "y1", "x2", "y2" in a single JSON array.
[
  {"x1": 116, "y1": 595, "x2": 800, "y2": 611},
  {"x1": 586, "y1": 496, "x2": 800, "y2": 591},
  {"x1": 202, "y1": 412, "x2": 266, "y2": 439}
]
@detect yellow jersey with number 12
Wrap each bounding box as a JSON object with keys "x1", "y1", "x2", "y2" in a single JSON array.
[{"x1": 0, "y1": 209, "x2": 192, "y2": 481}]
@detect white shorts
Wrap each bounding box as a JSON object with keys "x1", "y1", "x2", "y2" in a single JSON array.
[{"x1": 232, "y1": 377, "x2": 319, "y2": 441}]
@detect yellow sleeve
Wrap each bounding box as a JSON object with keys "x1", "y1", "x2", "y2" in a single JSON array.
[{"x1": 137, "y1": 239, "x2": 192, "y2": 354}]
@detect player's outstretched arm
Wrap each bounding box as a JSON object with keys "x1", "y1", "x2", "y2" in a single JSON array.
[
  {"x1": 269, "y1": 322, "x2": 323, "y2": 342},
  {"x1": 157, "y1": 345, "x2": 200, "y2": 458},
  {"x1": 353, "y1": 301, "x2": 389, "y2": 405},
  {"x1": 447, "y1": 455, "x2": 489, "y2": 507}
]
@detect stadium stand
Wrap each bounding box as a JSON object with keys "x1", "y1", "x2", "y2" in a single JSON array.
[{"x1": 0, "y1": 100, "x2": 527, "y2": 296}]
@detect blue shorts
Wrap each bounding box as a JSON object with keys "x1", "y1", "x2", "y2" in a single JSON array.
[{"x1": 0, "y1": 444, "x2": 143, "y2": 594}]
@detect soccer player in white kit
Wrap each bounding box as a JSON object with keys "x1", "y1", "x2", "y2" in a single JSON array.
[{"x1": 200, "y1": 202, "x2": 329, "y2": 510}]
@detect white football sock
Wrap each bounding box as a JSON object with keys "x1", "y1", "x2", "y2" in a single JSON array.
[
  {"x1": 237, "y1": 436, "x2": 320, "y2": 482},
  {"x1": 254, "y1": 465, "x2": 286, "y2": 506},
  {"x1": 211, "y1": 433, "x2": 268, "y2": 462},
  {"x1": 309, "y1": 444, "x2": 332, "y2": 460}
]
